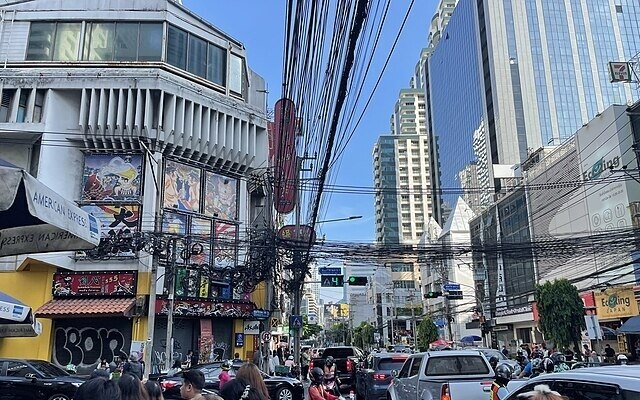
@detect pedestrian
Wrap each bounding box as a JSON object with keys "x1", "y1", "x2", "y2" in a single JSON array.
[
  {"x1": 219, "y1": 361, "x2": 232, "y2": 389},
  {"x1": 123, "y1": 353, "x2": 143, "y2": 380},
  {"x1": 220, "y1": 378, "x2": 264, "y2": 400},
  {"x1": 252, "y1": 349, "x2": 263, "y2": 369},
  {"x1": 180, "y1": 369, "x2": 207, "y2": 400},
  {"x1": 604, "y1": 344, "x2": 616, "y2": 363},
  {"x1": 520, "y1": 343, "x2": 531, "y2": 358},
  {"x1": 268, "y1": 350, "x2": 278, "y2": 375},
  {"x1": 517, "y1": 384, "x2": 568, "y2": 400},
  {"x1": 276, "y1": 346, "x2": 284, "y2": 365},
  {"x1": 284, "y1": 355, "x2": 295, "y2": 368},
  {"x1": 501, "y1": 345, "x2": 509, "y2": 358},
  {"x1": 144, "y1": 380, "x2": 164, "y2": 400},
  {"x1": 74, "y1": 377, "x2": 122, "y2": 400},
  {"x1": 185, "y1": 350, "x2": 198, "y2": 369},
  {"x1": 235, "y1": 363, "x2": 270, "y2": 400},
  {"x1": 90, "y1": 368, "x2": 111, "y2": 380},
  {"x1": 118, "y1": 373, "x2": 148, "y2": 400},
  {"x1": 233, "y1": 352, "x2": 243, "y2": 364},
  {"x1": 301, "y1": 348, "x2": 311, "y2": 381},
  {"x1": 100, "y1": 358, "x2": 109, "y2": 370},
  {"x1": 582, "y1": 344, "x2": 591, "y2": 358},
  {"x1": 563, "y1": 348, "x2": 574, "y2": 362}
]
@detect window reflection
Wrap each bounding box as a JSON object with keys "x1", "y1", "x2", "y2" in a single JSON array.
[
  {"x1": 167, "y1": 25, "x2": 188, "y2": 69},
  {"x1": 53, "y1": 22, "x2": 81, "y2": 61},
  {"x1": 114, "y1": 23, "x2": 138, "y2": 61}
]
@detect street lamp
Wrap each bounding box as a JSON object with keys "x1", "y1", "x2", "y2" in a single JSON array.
[{"x1": 315, "y1": 215, "x2": 362, "y2": 224}]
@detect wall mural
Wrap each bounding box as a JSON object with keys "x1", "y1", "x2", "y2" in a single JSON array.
[
  {"x1": 52, "y1": 320, "x2": 131, "y2": 368},
  {"x1": 204, "y1": 172, "x2": 238, "y2": 220},
  {"x1": 81, "y1": 204, "x2": 140, "y2": 256},
  {"x1": 82, "y1": 154, "x2": 143, "y2": 201},
  {"x1": 215, "y1": 222, "x2": 237, "y2": 268},
  {"x1": 163, "y1": 160, "x2": 201, "y2": 212}
]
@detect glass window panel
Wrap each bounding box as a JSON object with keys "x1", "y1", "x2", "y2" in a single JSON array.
[
  {"x1": 114, "y1": 22, "x2": 139, "y2": 61},
  {"x1": 229, "y1": 53, "x2": 243, "y2": 94},
  {"x1": 207, "y1": 44, "x2": 226, "y2": 86},
  {"x1": 26, "y1": 22, "x2": 56, "y2": 61},
  {"x1": 167, "y1": 25, "x2": 187, "y2": 69},
  {"x1": 138, "y1": 23, "x2": 163, "y2": 61},
  {"x1": 187, "y1": 34, "x2": 207, "y2": 78},
  {"x1": 88, "y1": 22, "x2": 115, "y2": 61},
  {"x1": 52, "y1": 22, "x2": 81, "y2": 61}
]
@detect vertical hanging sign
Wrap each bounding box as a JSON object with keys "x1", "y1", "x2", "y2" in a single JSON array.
[{"x1": 272, "y1": 98, "x2": 298, "y2": 214}]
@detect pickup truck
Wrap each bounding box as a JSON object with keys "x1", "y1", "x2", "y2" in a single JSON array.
[
  {"x1": 309, "y1": 346, "x2": 365, "y2": 391},
  {"x1": 387, "y1": 350, "x2": 496, "y2": 400}
]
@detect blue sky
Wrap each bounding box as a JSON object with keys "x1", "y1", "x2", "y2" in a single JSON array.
[{"x1": 184, "y1": 0, "x2": 438, "y2": 302}]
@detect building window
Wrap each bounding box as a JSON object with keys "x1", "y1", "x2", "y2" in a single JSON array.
[
  {"x1": 86, "y1": 22, "x2": 115, "y2": 61},
  {"x1": 33, "y1": 90, "x2": 45, "y2": 123},
  {"x1": 208, "y1": 44, "x2": 226, "y2": 86},
  {"x1": 393, "y1": 280, "x2": 415, "y2": 289},
  {"x1": 53, "y1": 22, "x2": 81, "y2": 61},
  {"x1": 138, "y1": 23, "x2": 163, "y2": 61},
  {"x1": 229, "y1": 53, "x2": 245, "y2": 95},
  {"x1": 0, "y1": 90, "x2": 14, "y2": 122},
  {"x1": 114, "y1": 22, "x2": 139, "y2": 61},
  {"x1": 167, "y1": 25, "x2": 188, "y2": 69},
  {"x1": 187, "y1": 34, "x2": 208, "y2": 78},
  {"x1": 16, "y1": 90, "x2": 28, "y2": 123},
  {"x1": 27, "y1": 22, "x2": 81, "y2": 61}
]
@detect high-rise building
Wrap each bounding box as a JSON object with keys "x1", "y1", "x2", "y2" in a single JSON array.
[{"x1": 427, "y1": 0, "x2": 639, "y2": 217}]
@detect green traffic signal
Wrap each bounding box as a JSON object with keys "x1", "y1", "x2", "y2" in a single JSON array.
[
  {"x1": 424, "y1": 291, "x2": 442, "y2": 299},
  {"x1": 348, "y1": 276, "x2": 367, "y2": 286}
]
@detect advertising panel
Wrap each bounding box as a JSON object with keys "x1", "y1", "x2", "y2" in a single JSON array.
[
  {"x1": 163, "y1": 159, "x2": 201, "y2": 212},
  {"x1": 204, "y1": 172, "x2": 238, "y2": 220},
  {"x1": 272, "y1": 98, "x2": 297, "y2": 214},
  {"x1": 594, "y1": 288, "x2": 639, "y2": 319},
  {"x1": 215, "y1": 222, "x2": 237, "y2": 268},
  {"x1": 82, "y1": 154, "x2": 143, "y2": 201},
  {"x1": 53, "y1": 272, "x2": 137, "y2": 297}
]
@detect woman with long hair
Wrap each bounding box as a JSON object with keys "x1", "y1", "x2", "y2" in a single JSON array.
[
  {"x1": 235, "y1": 363, "x2": 269, "y2": 400},
  {"x1": 144, "y1": 380, "x2": 164, "y2": 400},
  {"x1": 118, "y1": 373, "x2": 149, "y2": 400}
]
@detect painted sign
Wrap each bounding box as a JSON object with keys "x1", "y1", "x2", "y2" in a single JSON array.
[
  {"x1": 163, "y1": 159, "x2": 201, "y2": 212},
  {"x1": 215, "y1": 222, "x2": 237, "y2": 268},
  {"x1": 594, "y1": 288, "x2": 639, "y2": 319},
  {"x1": 272, "y1": 98, "x2": 297, "y2": 214},
  {"x1": 53, "y1": 272, "x2": 137, "y2": 297},
  {"x1": 204, "y1": 172, "x2": 238, "y2": 220},
  {"x1": 53, "y1": 319, "x2": 131, "y2": 368},
  {"x1": 82, "y1": 154, "x2": 143, "y2": 201},
  {"x1": 156, "y1": 299, "x2": 254, "y2": 318},
  {"x1": 80, "y1": 204, "x2": 140, "y2": 256},
  {"x1": 278, "y1": 225, "x2": 316, "y2": 244},
  {"x1": 244, "y1": 320, "x2": 260, "y2": 335}
]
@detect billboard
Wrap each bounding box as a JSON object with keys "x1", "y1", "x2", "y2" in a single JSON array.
[
  {"x1": 82, "y1": 154, "x2": 143, "y2": 201},
  {"x1": 53, "y1": 272, "x2": 136, "y2": 297},
  {"x1": 272, "y1": 98, "x2": 297, "y2": 214},
  {"x1": 163, "y1": 159, "x2": 201, "y2": 213},
  {"x1": 204, "y1": 172, "x2": 238, "y2": 220}
]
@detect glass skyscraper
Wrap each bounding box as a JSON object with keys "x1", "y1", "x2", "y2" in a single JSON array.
[{"x1": 427, "y1": 0, "x2": 639, "y2": 218}]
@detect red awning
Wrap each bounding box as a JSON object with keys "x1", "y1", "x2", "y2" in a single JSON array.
[{"x1": 36, "y1": 297, "x2": 136, "y2": 318}]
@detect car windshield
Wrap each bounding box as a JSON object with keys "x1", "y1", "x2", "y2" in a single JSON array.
[
  {"x1": 425, "y1": 356, "x2": 490, "y2": 376},
  {"x1": 377, "y1": 357, "x2": 407, "y2": 371},
  {"x1": 29, "y1": 361, "x2": 69, "y2": 377},
  {"x1": 479, "y1": 349, "x2": 506, "y2": 360}
]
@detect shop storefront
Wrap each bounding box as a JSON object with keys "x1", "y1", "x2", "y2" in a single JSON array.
[
  {"x1": 36, "y1": 271, "x2": 142, "y2": 370},
  {"x1": 593, "y1": 287, "x2": 640, "y2": 357},
  {"x1": 152, "y1": 298, "x2": 254, "y2": 373},
  {"x1": 493, "y1": 304, "x2": 540, "y2": 351}
]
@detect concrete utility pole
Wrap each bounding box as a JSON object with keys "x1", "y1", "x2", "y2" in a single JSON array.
[{"x1": 165, "y1": 238, "x2": 178, "y2": 371}]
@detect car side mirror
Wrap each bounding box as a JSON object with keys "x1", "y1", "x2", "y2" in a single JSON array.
[{"x1": 391, "y1": 370, "x2": 398, "y2": 377}]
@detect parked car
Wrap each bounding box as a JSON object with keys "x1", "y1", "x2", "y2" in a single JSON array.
[
  {"x1": 0, "y1": 358, "x2": 84, "y2": 400},
  {"x1": 387, "y1": 350, "x2": 495, "y2": 400},
  {"x1": 309, "y1": 346, "x2": 365, "y2": 391},
  {"x1": 355, "y1": 352, "x2": 408, "y2": 400},
  {"x1": 156, "y1": 362, "x2": 304, "y2": 400},
  {"x1": 503, "y1": 365, "x2": 640, "y2": 399}
]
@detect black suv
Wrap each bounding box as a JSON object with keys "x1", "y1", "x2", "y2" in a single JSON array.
[{"x1": 0, "y1": 359, "x2": 84, "y2": 400}]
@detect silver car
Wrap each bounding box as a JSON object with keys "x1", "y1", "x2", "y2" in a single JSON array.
[{"x1": 503, "y1": 366, "x2": 640, "y2": 399}]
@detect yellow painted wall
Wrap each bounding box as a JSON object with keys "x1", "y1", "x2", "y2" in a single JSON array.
[
  {"x1": 131, "y1": 271, "x2": 150, "y2": 342},
  {"x1": 0, "y1": 262, "x2": 56, "y2": 360}
]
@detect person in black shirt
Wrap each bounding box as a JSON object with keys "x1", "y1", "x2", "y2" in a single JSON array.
[{"x1": 604, "y1": 344, "x2": 616, "y2": 363}]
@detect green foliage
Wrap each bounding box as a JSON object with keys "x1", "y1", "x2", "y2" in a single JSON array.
[
  {"x1": 301, "y1": 315, "x2": 323, "y2": 339},
  {"x1": 535, "y1": 279, "x2": 585, "y2": 350},
  {"x1": 353, "y1": 322, "x2": 375, "y2": 350},
  {"x1": 416, "y1": 318, "x2": 439, "y2": 351},
  {"x1": 326, "y1": 322, "x2": 350, "y2": 345}
]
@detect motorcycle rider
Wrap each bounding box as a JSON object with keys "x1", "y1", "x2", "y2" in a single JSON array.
[
  {"x1": 489, "y1": 356, "x2": 499, "y2": 372},
  {"x1": 490, "y1": 364, "x2": 513, "y2": 400},
  {"x1": 323, "y1": 356, "x2": 340, "y2": 395},
  {"x1": 309, "y1": 367, "x2": 340, "y2": 400}
]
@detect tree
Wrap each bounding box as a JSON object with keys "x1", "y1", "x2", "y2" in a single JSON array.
[
  {"x1": 535, "y1": 279, "x2": 585, "y2": 355},
  {"x1": 416, "y1": 318, "x2": 439, "y2": 351},
  {"x1": 301, "y1": 315, "x2": 323, "y2": 339},
  {"x1": 353, "y1": 322, "x2": 375, "y2": 350}
]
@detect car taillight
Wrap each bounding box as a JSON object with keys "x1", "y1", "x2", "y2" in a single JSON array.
[
  {"x1": 160, "y1": 381, "x2": 179, "y2": 391},
  {"x1": 373, "y1": 373, "x2": 388, "y2": 381},
  {"x1": 310, "y1": 360, "x2": 314, "y2": 369},
  {"x1": 440, "y1": 383, "x2": 451, "y2": 400},
  {"x1": 347, "y1": 359, "x2": 353, "y2": 372}
]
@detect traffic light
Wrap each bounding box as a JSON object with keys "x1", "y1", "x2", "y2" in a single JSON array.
[
  {"x1": 424, "y1": 291, "x2": 442, "y2": 299},
  {"x1": 348, "y1": 276, "x2": 368, "y2": 286}
]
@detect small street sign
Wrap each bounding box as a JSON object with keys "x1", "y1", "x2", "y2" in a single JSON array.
[
  {"x1": 319, "y1": 267, "x2": 342, "y2": 275},
  {"x1": 321, "y1": 275, "x2": 344, "y2": 287},
  {"x1": 443, "y1": 283, "x2": 461, "y2": 291},
  {"x1": 252, "y1": 309, "x2": 270, "y2": 320},
  {"x1": 261, "y1": 331, "x2": 272, "y2": 342},
  {"x1": 270, "y1": 318, "x2": 279, "y2": 329},
  {"x1": 446, "y1": 290, "x2": 464, "y2": 300},
  {"x1": 289, "y1": 315, "x2": 303, "y2": 330}
]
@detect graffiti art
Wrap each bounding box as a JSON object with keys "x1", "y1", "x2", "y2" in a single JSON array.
[
  {"x1": 82, "y1": 154, "x2": 143, "y2": 201},
  {"x1": 204, "y1": 172, "x2": 238, "y2": 220},
  {"x1": 163, "y1": 160, "x2": 201, "y2": 212},
  {"x1": 53, "y1": 325, "x2": 130, "y2": 368},
  {"x1": 156, "y1": 299, "x2": 254, "y2": 318}
]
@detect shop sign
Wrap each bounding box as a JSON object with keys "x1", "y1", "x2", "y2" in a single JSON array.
[
  {"x1": 53, "y1": 272, "x2": 137, "y2": 297},
  {"x1": 156, "y1": 299, "x2": 254, "y2": 318},
  {"x1": 495, "y1": 305, "x2": 532, "y2": 317},
  {"x1": 594, "y1": 288, "x2": 639, "y2": 319},
  {"x1": 235, "y1": 333, "x2": 244, "y2": 347}
]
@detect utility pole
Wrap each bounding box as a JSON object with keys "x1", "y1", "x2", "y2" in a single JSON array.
[{"x1": 165, "y1": 238, "x2": 178, "y2": 371}]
